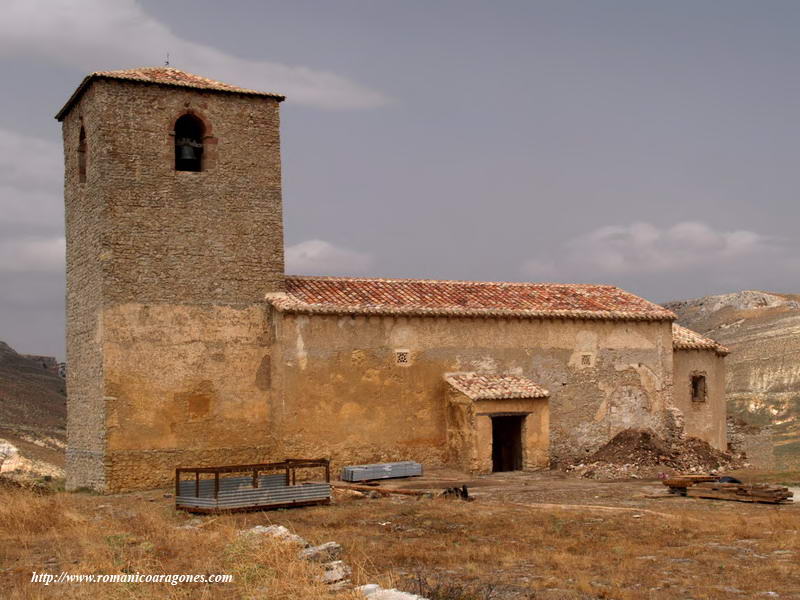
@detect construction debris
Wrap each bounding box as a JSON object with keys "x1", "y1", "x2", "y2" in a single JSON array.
[
  {"x1": 438, "y1": 485, "x2": 473, "y2": 501},
  {"x1": 567, "y1": 428, "x2": 743, "y2": 479},
  {"x1": 663, "y1": 476, "x2": 793, "y2": 504}
]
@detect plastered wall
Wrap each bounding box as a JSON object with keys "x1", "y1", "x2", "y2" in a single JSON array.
[
  {"x1": 672, "y1": 349, "x2": 727, "y2": 450},
  {"x1": 274, "y1": 312, "x2": 675, "y2": 469}
]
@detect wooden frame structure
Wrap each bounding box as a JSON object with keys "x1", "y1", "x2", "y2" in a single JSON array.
[{"x1": 175, "y1": 458, "x2": 331, "y2": 513}]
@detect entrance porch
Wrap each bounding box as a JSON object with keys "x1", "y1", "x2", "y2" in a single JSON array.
[{"x1": 444, "y1": 373, "x2": 550, "y2": 473}]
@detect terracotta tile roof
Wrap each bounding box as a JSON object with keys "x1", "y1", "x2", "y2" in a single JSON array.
[
  {"x1": 672, "y1": 324, "x2": 729, "y2": 356},
  {"x1": 56, "y1": 67, "x2": 284, "y2": 121},
  {"x1": 267, "y1": 276, "x2": 676, "y2": 321},
  {"x1": 445, "y1": 373, "x2": 549, "y2": 400}
]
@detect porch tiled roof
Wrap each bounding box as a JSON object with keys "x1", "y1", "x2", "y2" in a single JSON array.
[
  {"x1": 268, "y1": 276, "x2": 676, "y2": 322},
  {"x1": 444, "y1": 373, "x2": 550, "y2": 400},
  {"x1": 672, "y1": 324, "x2": 729, "y2": 356}
]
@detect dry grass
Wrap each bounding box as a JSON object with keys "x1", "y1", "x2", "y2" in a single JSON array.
[
  {"x1": 275, "y1": 493, "x2": 800, "y2": 599},
  {"x1": 0, "y1": 482, "x2": 361, "y2": 599},
  {"x1": 1, "y1": 478, "x2": 799, "y2": 600}
]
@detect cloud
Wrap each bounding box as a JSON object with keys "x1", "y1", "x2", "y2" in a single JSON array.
[
  {"x1": 0, "y1": 236, "x2": 65, "y2": 272},
  {"x1": 285, "y1": 239, "x2": 373, "y2": 276},
  {"x1": 0, "y1": 125, "x2": 64, "y2": 281},
  {"x1": 522, "y1": 221, "x2": 779, "y2": 280},
  {"x1": 0, "y1": 129, "x2": 62, "y2": 190},
  {"x1": 0, "y1": 129, "x2": 63, "y2": 231},
  {"x1": 0, "y1": 0, "x2": 389, "y2": 110}
]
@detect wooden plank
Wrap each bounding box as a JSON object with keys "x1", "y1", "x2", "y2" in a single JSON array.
[
  {"x1": 331, "y1": 482, "x2": 429, "y2": 497},
  {"x1": 686, "y1": 489, "x2": 791, "y2": 504}
]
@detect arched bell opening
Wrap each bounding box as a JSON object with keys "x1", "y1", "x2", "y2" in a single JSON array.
[
  {"x1": 174, "y1": 114, "x2": 204, "y2": 172},
  {"x1": 78, "y1": 126, "x2": 87, "y2": 183}
]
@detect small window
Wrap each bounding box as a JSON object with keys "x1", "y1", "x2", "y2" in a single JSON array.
[
  {"x1": 395, "y1": 350, "x2": 410, "y2": 366},
  {"x1": 174, "y1": 114, "x2": 204, "y2": 172},
  {"x1": 78, "y1": 126, "x2": 87, "y2": 183},
  {"x1": 581, "y1": 354, "x2": 592, "y2": 366},
  {"x1": 691, "y1": 375, "x2": 707, "y2": 402}
]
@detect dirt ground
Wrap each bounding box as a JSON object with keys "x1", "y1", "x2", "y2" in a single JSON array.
[{"x1": 3, "y1": 468, "x2": 799, "y2": 599}]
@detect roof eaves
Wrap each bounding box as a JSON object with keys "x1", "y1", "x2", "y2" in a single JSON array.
[
  {"x1": 268, "y1": 298, "x2": 676, "y2": 322},
  {"x1": 444, "y1": 373, "x2": 550, "y2": 400},
  {"x1": 673, "y1": 340, "x2": 730, "y2": 356}
]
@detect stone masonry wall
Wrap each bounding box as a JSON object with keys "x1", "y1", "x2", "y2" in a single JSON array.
[
  {"x1": 62, "y1": 79, "x2": 285, "y2": 491},
  {"x1": 63, "y1": 85, "x2": 108, "y2": 490},
  {"x1": 91, "y1": 79, "x2": 285, "y2": 305}
]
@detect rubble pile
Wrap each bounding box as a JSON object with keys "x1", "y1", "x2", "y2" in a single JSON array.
[
  {"x1": 568, "y1": 428, "x2": 743, "y2": 479},
  {"x1": 236, "y1": 524, "x2": 432, "y2": 598}
]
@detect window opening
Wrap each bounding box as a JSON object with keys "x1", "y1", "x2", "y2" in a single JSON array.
[
  {"x1": 691, "y1": 375, "x2": 707, "y2": 402},
  {"x1": 78, "y1": 126, "x2": 87, "y2": 183},
  {"x1": 175, "y1": 114, "x2": 204, "y2": 171}
]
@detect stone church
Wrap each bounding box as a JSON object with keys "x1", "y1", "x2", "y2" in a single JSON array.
[{"x1": 57, "y1": 68, "x2": 728, "y2": 492}]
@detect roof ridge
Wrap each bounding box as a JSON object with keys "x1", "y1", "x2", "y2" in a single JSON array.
[
  {"x1": 273, "y1": 277, "x2": 677, "y2": 322},
  {"x1": 56, "y1": 67, "x2": 284, "y2": 121},
  {"x1": 285, "y1": 274, "x2": 617, "y2": 288}
]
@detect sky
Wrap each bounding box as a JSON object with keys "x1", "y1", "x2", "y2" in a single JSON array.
[{"x1": 1, "y1": 0, "x2": 800, "y2": 360}]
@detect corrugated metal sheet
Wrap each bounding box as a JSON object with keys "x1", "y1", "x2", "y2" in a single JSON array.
[
  {"x1": 178, "y1": 474, "x2": 287, "y2": 497},
  {"x1": 341, "y1": 461, "x2": 423, "y2": 482},
  {"x1": 176, "y1": 482, "x2": 331, "y2": 510}
]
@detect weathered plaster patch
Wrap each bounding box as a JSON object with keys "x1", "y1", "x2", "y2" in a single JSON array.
[
  {"x1": 295, "y1": 316, "x2": 308, "y2": 370},
  {"x1": 255, "y1": 354, "x2": 271, "y2": 390},
  {"x1": 604, "y1": 326, "x2": 655, "y2": 349},
  {"x1": 470, "y1": 355, "x2": 499, "y2": 373}
]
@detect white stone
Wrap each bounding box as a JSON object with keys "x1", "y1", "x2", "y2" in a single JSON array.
[
  {"x1": 0, "y1": 440, "x2": 21, "y2": 473},
  {"x1": 358, "y1": 584, "x2": 429, "y2": 599},
  {"x1": 299, "y1": 541, "x2": 342, "y2": 562},
  {"x1": 240, "y1": 525, "x2": 308, "y2": 547},
  {"x1": 321, "y1": 560, "x2": 351, "y2": 584}
]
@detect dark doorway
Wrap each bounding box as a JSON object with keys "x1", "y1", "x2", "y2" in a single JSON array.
[{"x1": 491, "y1": 415, "x2": 524, "y2": 472}]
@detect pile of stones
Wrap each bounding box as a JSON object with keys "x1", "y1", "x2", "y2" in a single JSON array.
[
  {"x1": 239, "y1": 525, "x2": 429, "y2": 598},
  {"x1": 240, "y1": 525, "x2": 351, "y2": 590}
]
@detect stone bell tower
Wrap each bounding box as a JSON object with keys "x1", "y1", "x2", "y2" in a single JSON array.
[{"x1": 57, "y1": 68, "x2": 286, "y2": 491}]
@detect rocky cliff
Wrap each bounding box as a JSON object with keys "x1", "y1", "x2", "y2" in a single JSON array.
[{"x1": 664, "y1": 291, "x2": 800, "y2": 468}]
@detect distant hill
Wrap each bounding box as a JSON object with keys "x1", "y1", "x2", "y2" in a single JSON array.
[
  {"x1": 664, "y1": 291, "x2": 800, "y2": 468},
  {"x1": 0, "y1": 341, "x2": 65, "y2": 432},
  {"x1": 0, "y1": 341, "x2": 66, "y2": 475}
]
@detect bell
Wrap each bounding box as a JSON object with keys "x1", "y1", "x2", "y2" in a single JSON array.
[{"x1": 178, "y1": 143, "x2": 197, "y2": 161}]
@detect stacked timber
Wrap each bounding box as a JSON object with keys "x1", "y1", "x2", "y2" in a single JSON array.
[
  {"x1": 687, "y1": 482, "x2": 793, "y2": 504},
  {"x1": 663, "y1": 475, "x2": 793, "y2": 504}
]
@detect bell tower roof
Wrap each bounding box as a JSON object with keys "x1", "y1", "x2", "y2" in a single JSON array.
[{"x1": 55, "y1": 66, "x2": 285, "y2": 121}]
